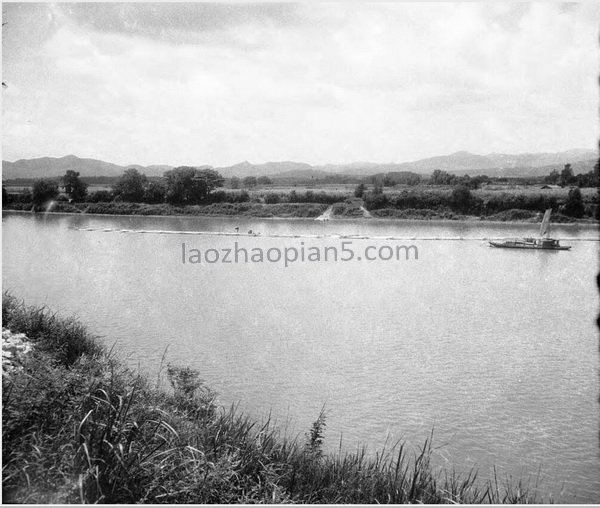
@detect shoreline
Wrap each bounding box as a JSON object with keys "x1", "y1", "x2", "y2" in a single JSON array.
[{"x1": 3, "y1": 207, "x2": 598, "y2": 228}]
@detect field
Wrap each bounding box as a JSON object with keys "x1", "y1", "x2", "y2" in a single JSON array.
[{"x1": 243, "y1": 184, "x2": 598, "y2": 201}]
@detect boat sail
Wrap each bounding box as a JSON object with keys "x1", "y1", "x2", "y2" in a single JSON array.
[
  {"x1": 539, "y1": 208, "x2": 552, "y2": 238},
  {"x1": 489, "y1": 208, "x2": 571, "y2": 250}
]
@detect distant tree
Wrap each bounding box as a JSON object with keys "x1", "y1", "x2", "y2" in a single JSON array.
[
  {"x1": 559, "y1": 164, "x2": 576, "y2": 187},
  {"x1": 2, "y1": 186, "x2": 8, "y2": 205},
  {"x1": 378, "y1": 171, "x2": 421, "y2": 187},
  {"x1": 372, "y1": 182, "x2": 383, "y2": 195},
  {"x1": 164, "y1": 166, "x2": 225, "y2": 205},
  {"x1": 354, "y1": 183, "x2": 366, "y2": 198},
  {"x1": 32, "y1": 179, "x2": 59, "y2": 210},
  {"x1": 469, "y1": 175, "x2": 489, "y2": 189},
  {"x1": 575, "y1": 161, "x2": 599, "y2": 188},
  {"x1": 113, "y1": 168, "x2": 147, "y2": 202},
  {"x1": 544, "y1": 169, "x2": 560, "y2": 185},
  {"x1": 230, "y1": 176, "x2": 240, "y2": 189},
  {"x1": 61, "y1": 170, "x2": 88, "y2": 202},
  {"x1": 563, "y1": 187, "x2": 585, "y2": 218},
  {"x1": 243, "y1": 176, "x2": 258, "y2": 188},
  {"x1": 257, "y1": 176, "x2": 273, "y2": 185},
  {"x1": 450, "y1": 184, "x2": 472, "y2": 212},
  {"x1": 430, "y1": 169, "x2": 457, "y2": 185},
  {"x1": 458, "y1": 174, "x2": 486, "y2": 190}
]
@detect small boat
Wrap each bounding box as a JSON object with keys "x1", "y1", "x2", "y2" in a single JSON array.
[{"x1": 489, "y1": 209, "x2": 571, "y2": 250}]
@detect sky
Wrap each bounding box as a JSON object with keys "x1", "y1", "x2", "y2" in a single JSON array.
[{"x1": 2, "y1": 2, "x2": 599, "y2": 167}]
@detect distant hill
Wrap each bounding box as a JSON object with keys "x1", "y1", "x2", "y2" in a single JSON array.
[
  {"x1": 2, "y1": 155, "x2": 174, "y2": 179},
  {"x1": 358, "y1": 149, "x2": 597, "y2": 176},
  {"x1": 3, "y1": 149, "x2": 596, "y2": 181},
  {"x1": 218, "y1": 149, "x2": 597, "y2": 178}
]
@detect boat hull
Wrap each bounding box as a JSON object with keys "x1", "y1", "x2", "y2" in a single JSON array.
[{"x1": 489, "y1": 241, "x2": 571, "y2": 250}]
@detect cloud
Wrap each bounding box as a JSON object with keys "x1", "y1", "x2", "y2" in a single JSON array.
[
  {"x1": 59, "y1": 3, "x2": 304, "y2": 44},
  {"x1": 2, "y1": 3, "x2": 598, "y2": 165}
]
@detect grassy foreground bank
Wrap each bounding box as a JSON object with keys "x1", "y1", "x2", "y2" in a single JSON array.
[{"x1": 2, "y1": 294, "x2": 538, "y2": 504}]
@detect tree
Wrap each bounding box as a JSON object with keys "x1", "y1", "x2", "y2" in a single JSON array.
[
  {"x1": 354, "y1": 183, "x2": 366, "y2": 198},
  {"x1": 450, "y1": 184, "x2": 472, "y2": 212},
  {"x1": 164, "y1": 166, "x2": 224, "y2": 205},
  {"x1": 544, "y1": 169, "x2": 560, "y2": 184},
  {"x1": 230, "y1": 176, "x2": 240, "y2": 189},
  {"x1": 243, "y1": 176, "x2": 257, "y2": 188},
  {"x1": 575, "y1": 162, "x2": 599, "y2": 188},
  {"x1": 32, "y1": 179, "x2": 59, "y2": 210},
  {"x1": 563, "y1": 187, "x2": 585, "y2": 218},
  {"x1": 113, "y1": 168, "x2": 147, "y2": 202},
  {"x1": 430, "y1": 169, "x2": 457, "y2": 185},
  {"x1": 197, "y1": 167, "x2": 225, "y2": 192},
  {"x1": 142, "y1": 180, "x2": 166, "y2": 204},
  {"x1": 61, "y1": 170, "x2": 88, "y2": 202},
  {"x1": 559, "y1": 164, "x2": 575, "y2": 187}
]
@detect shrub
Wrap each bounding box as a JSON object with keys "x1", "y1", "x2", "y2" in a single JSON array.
[
  {"x1": 563, "y1": 187, "x2": 585, "y2": 218},
  {"x1": 363, "y1": 192, "x2": 389, "y2": 210},
  {"x1": 16, "y1": 191, "x2": 33, "y2": 204},
  {"x1": 450, "y1": 185, "x2": 472, "y2": 212},
  {"x1": 264, "y1": 192, "x2": 282, "y2": 204}
]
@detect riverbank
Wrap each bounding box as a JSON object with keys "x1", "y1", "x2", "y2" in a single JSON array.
[
  {"x1": 2, "y1": 293, "x2": 540, "y2": 504},
  {"x1": 3, "y1": 201, "x2": 598, "y2": 224}
]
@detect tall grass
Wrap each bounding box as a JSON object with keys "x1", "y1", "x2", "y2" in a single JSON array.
[
  {"x1": 2, "y1": 293, "x2": 102, "y2": 365},
  {"x1": 2, "y1": 294, "x2": 540, "y2": 503}
]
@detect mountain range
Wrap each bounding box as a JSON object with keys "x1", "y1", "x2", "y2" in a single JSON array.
[{"x1": 2, "y1": 149, "x2": 596, "y2": 180}]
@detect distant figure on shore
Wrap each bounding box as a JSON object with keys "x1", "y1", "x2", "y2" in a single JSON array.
[{"x1": 234, "y1": 227, "x2": 239, "y2": 233}]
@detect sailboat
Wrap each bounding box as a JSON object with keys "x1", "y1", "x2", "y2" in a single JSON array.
[{"x1": 489, "y1": 209, "x2": 571, "y2": 250}]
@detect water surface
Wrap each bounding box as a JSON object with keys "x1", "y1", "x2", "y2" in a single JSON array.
[{"x1": 3, "y1": 212, "x2": 599, "y2": 502}]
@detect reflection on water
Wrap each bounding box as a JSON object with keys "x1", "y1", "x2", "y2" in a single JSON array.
[{"x1": 3, "y1": 212, "x2": 600, "y2": 503}]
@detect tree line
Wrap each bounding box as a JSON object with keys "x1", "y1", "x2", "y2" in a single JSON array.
[
  {"x1": 2, "y1": 161, "x2": 597, "y2": 219},
  {"x1": 5, "y1": 166, "x2": 226, "y2": 210}
]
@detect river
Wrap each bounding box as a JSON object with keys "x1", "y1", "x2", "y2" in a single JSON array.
[{"x1": 2, "y1": 211, "x2": 599, "y2": 502}]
